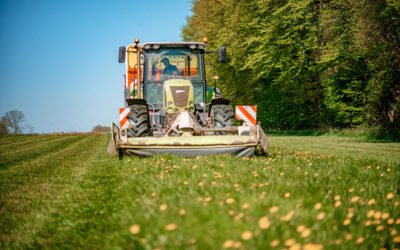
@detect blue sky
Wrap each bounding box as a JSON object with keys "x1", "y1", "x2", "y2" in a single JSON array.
[{"x1": 0, "y1": 0, "x2": 192, "y2": 133}]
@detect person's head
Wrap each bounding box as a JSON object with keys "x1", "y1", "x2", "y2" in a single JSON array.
[{"x1": 161, "y1": 58, "x2": 170, "y2": 66}]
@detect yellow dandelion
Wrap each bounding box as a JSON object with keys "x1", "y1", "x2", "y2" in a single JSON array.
[
  {"x1": 226, "y1": 198, "x2": 235, "y2": 204},
  {"x1": 241, "y1": 230, "x2": 253, "y2": 240},
  {"x1": 270, "y1": 240, "x2": 279, "y2": 247},
  {"x1": 356, "y1": 237, "x2": 365, "y2": 244},
  {"x1": 179, "y1": 208, "x2": 186, "y2": 216},
  {"x1": 395, "y1": 218, "x2": 400, "y2": 225},
  {"x1": 345, "y1": 233, "x2": 352, "y2": 240},
  {"x1": 289, "y1": 243, "x2": 301, "y2": 250},
  {"x1": 376, "y1": 225, "x2": 385, "y2": 231},
  {"x1": 303, "y1": 243, "x2": 324, "y2": 250},
  {"x1": 335, "y1": 201, "x2": 342, "y2": 207},
  {"x1": 350, "y1": 196, "x2": 360, "y2": 203},
  {"x1": 317, "y1": 212, "x2": 326, "y2": 220},
  {"x1": 258, "y1": 216, "x2": 271, "y2": 229},
  {"x1": 391, "y1": 229, "x2": 398, "y2": 236},
  {"x1": 204, "y1": 196, "x2": 212, "y2": 203},
  {"x1": 284, "y1": 192, "x2": 291, "y2": 198},
  {"x1": 374, "y1": 211, "x2": 382, "y2": 219},
  {"x1": 334, "y1": 195, "x2": 341, "y2": 201},
  {"x1": 393, "y1": 236, "x2": 400, "y2": 243},
  {"x1": 284, "y1": 238, "x2": 296, "y2": 247},
  {"x1": 349, "y1": 188, "x2": 355, "y2": 193},
  {"x1": 367, "y1": 210, "x2": 375, "y2": 218},
  {"x1": 228, "y1": 210, "x2": 235, "y2": 216},
  {"x1": 368, "y1": 199, "x2": 376, "y2": 205},
  {"x1": 387, "y1": 218, "x2": 394, "y2": 224},
  {"x1": 343, "y1": 219, "x2": 351, "y2": 226},
  {"x1": 189, "y1": 238, "x2": 196, "y2": 244},
  {"x1": 297, "y1": 225, "x2": 306, "y2": 232},
  {"x1": 129, "y1": 224, "x2": 140, "y2": 235},
  {"x1": 233, "y1": 241, "x2": 242, "y2": 248},
  {"x1": 314, "y1": 203, "x2": 322, "y2": 210},
  {"x1": 269, "y1": 206, "x2": 279, "y2": 213},
  {"x1": 301, "y1": 228, "x2": 311, "y2": 238},
  {"x1": 165, "y1": 223, "x2": 177, "y2": 231},
  {"x1": 160, "y1": 204, "x2": 168, "y2": 212},
  {"x1": 241, "y1": 203, "x2": 250, "y2": 210},
  {"x1": 347, "y1": 212, "x2": 354, "y2": 219},
  {"x1": 382, "y1": 213, "x2": 390, "y2": 220},
  {"x1": 365, "y1": 220, "x2": 372, "y2": 226},
  {"x1": 281, "y1": 211, "x2": 295, "y2": 221},
  {"x1": 140, "y1": 238, "x2": 148, "y2": 244},
  {"x1": 222, "y1": 240, "x2": 234, "y2": 248},
  {"x1": 151, "y1": 192, "x2": 156, "y2": 197},
  {"x1": 386, "y1": 192, "x2": 394, "y2": 199}
]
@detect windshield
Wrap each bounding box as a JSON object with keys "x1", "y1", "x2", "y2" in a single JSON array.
[
  {"x1": 144, "y1": 48, "x2": 203, "y2": 82},
  {"x1": 144, "y1": 48, "x2": 205, "y2": 108}
]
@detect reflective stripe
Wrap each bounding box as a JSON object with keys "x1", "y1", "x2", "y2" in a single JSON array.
[
  {"x1": 235, "y1": 106, "x2": 257, "y2": 126},
  {"x1": 119, "y1": 108, "x2": 131, "y2": 129}
]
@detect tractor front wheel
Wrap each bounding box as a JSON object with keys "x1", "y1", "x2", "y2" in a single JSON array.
[
  {"x1": 211, "y1": 104, "x2": 235, "y2": 135},
  {"x1": 127, "y1": 104, "x2": 149, "y2": 137}
]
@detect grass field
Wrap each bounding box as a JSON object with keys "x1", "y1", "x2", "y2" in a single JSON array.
[{"x1": 0, "y1": 134, "x2": 399, "y2": 249}]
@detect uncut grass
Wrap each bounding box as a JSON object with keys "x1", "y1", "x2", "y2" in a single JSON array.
[{"x1": 0, "y1": 135, "x2": 399, "y2": 249}]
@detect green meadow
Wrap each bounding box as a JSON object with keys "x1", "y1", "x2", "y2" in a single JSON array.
[{"x1": 0, "y1": 134, "x2": 399, "y2": 249}]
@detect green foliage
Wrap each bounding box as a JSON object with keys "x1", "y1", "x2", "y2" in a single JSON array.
[{"x1": 182, "y1": 0, "x2": 400, "y2": 134}]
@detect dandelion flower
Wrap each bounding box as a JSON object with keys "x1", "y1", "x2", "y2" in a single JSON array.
[
  {"x1": 284, "y1": 238, "x2": 296, "y2": 247},
  {"x1": 281, "y1": 211, "x2": 295, "y2": 221},
  {"x1": 258, "y1": 216, "x2": 271, "y2": 229},
  {"x1": 284, "y1": 192, "x2": 291, "y2": 198},
  {"x1": 376, "y1": 225, "x2": 385, "y2": 231},
  {"x1": 289, "y1": 243, "x2": 301, "y2": 250},
  {"x1": 393, "y1": 236, "x2": 400, "y2": 243},
  {"x1": 367, "y1": 210, "x2": 375, "y2": 218},
  {"x1": 317, "y1": 212, "x2": 326, "y2": 220},
  {"x1": 374, "y1": 211, "x2": 382, "y2": 219},
  {"x1": 241, "y1": 230, "x2": 253, "y2": 240},
  {"x1": 386, "y1": 192, "x2": 394, "y2": 199},
  {"x1": 314, "y1": 203, "x2": 322, "y2": 210},
  {"x1": 387, "y1": 218, "x2": 394, "y2": 224},
  {"x1": 364, "y1": 220, "x2": 372, "y2": 226},
  {"x1": 129, "y1": 224, "x2": 140, "y2": 235},
  {"x1": 160, "y1": 204, "x2": 168, "y2": 212},
  {"x1": 165, "y1": 223, "x2": 177, "y2": 231},
  {"x1": 226, "y1": 198, "x2": 235, "y2": 204},
  {"x1": 334, "y1": 195, "x2": 341, "y2": 201},
  {"x1": 223, "y1": 240, "x2": 234, "y2": 248},
  {"x1": 348, "y1": 188, "x2": 355, "y2": 193},
  {"x1": 241, "y1": 203, "x2": 250, "y2": 210},
  {"x1": 343, "y1": 219, "x2": 351, "y2": 226},
  {"x1": 204, "y1": 197, "x2": 212, "y2": 203},
  {"x1": 301, "y1": 228, "x2": 311, "y2": 238},
  {"x1": 368, "y1": 199, "x2": 376, "y2": 205},
  {"x1": 356, "y1": 237, "x2": 365, "y2": 244},
  {"x1": 350, "y1": 196, "x2": 360, "y2": 203},
  {"x1": 335, "y1": 201, "x2": 342, "y2": 207},
  {"x1": 382, "y1": 213, "x2": 390, "y2": 220},
  {"x1": 179, "y1": 208, "x2": 186, "y2": 216},
  {"x1": 303, "y1": 243, "x2": 323, "y2": 250},
  {"x1": 345, "y1": 233, "x2": 352, "y2": 240},
  {"x1": 233, "y1": 241, "x2": 242, "y2": 248},
  {"x1": 297, "y1": 225, "x2": 306, "y2": 232},
  {"x1": 269, "y1": 206, "x2": 279, "y2": 213},
  {"x1": 396, "y1": 219, "x2": 400, "y2": 225},
  {"x1": 270, "y1": 240, "x2": 279, "y2": 247}
]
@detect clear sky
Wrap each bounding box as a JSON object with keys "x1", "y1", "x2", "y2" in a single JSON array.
[{"x1": 0, "y1": 0, "x2": 192, "y2": 133}]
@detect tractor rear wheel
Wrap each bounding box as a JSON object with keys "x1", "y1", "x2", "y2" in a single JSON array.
[
  {"x1": 127, "y1": 104, "x2": 149, "y2": 137},
  {"x1": 211, "y1": 104, "x2": 235, "y2": 135}
]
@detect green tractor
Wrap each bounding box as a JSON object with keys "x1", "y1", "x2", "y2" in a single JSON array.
[{"x1": 108, "y1": 38, "x2": 268, "y2": 158}]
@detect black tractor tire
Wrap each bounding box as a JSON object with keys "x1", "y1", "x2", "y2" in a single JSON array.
[
  {"x1": 127, "y1": 104, "x2": 149, "y2": 137},
  {"x1": 211, "y1": 104, "x2": 235, "y2": 135}
]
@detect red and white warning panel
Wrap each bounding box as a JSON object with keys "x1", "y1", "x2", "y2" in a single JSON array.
[
  {"x1": 119, "y1": 108, "x2": 130, "y2": 129},
  {"x1": 235, "y1": 106, "x2": 257, "y2": 126}
]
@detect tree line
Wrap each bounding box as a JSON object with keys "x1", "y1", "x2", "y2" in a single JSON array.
[{"x1": 182, "y1": 0, "x2": 400, "y2": 136}]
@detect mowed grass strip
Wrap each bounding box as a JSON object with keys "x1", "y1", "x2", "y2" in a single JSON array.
[
  {"x1": 0, "y1": 134, "x2": 399, "y2": 249},
  {"x1": 0, "y1": 135, "x2": 87, "y2": 170}
]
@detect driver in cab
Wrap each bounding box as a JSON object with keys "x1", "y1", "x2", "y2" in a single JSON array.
[{"x1": 161, "y1": 58, "x2": 179, "y2": 75}]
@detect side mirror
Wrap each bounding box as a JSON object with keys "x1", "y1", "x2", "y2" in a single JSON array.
[
  {"x1": 218, "y1": 46, "x2": 226, "y2": 63},
  {"x1": 118, "y1": 46, "x2": 126, "y2": 63}
]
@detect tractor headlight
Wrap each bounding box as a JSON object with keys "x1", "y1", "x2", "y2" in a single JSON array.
[
  {"x1": 189, "y1": 44, "x2": 196, "y2": 49},
  {"x1": 198, "y1": 44, "x2": 205, "y2": 50},
  {"x1": 167, "y1": 107, "x2": 173, "y2": 113},
  {"x1": 144, "y1": 44, "x2": 151, "y2": 50},
  {"x1": 152, "y1": 44, "x2": 160, "y2": 49}
]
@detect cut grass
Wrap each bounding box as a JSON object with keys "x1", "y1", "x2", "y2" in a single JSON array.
[{"x1": 0, "y1": 134, "x2": 399, "y2": 249}]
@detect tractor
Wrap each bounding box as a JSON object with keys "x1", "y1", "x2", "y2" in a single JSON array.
[{"x1": 108, "y1": 38, "x2": 268, "y2": 158}]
